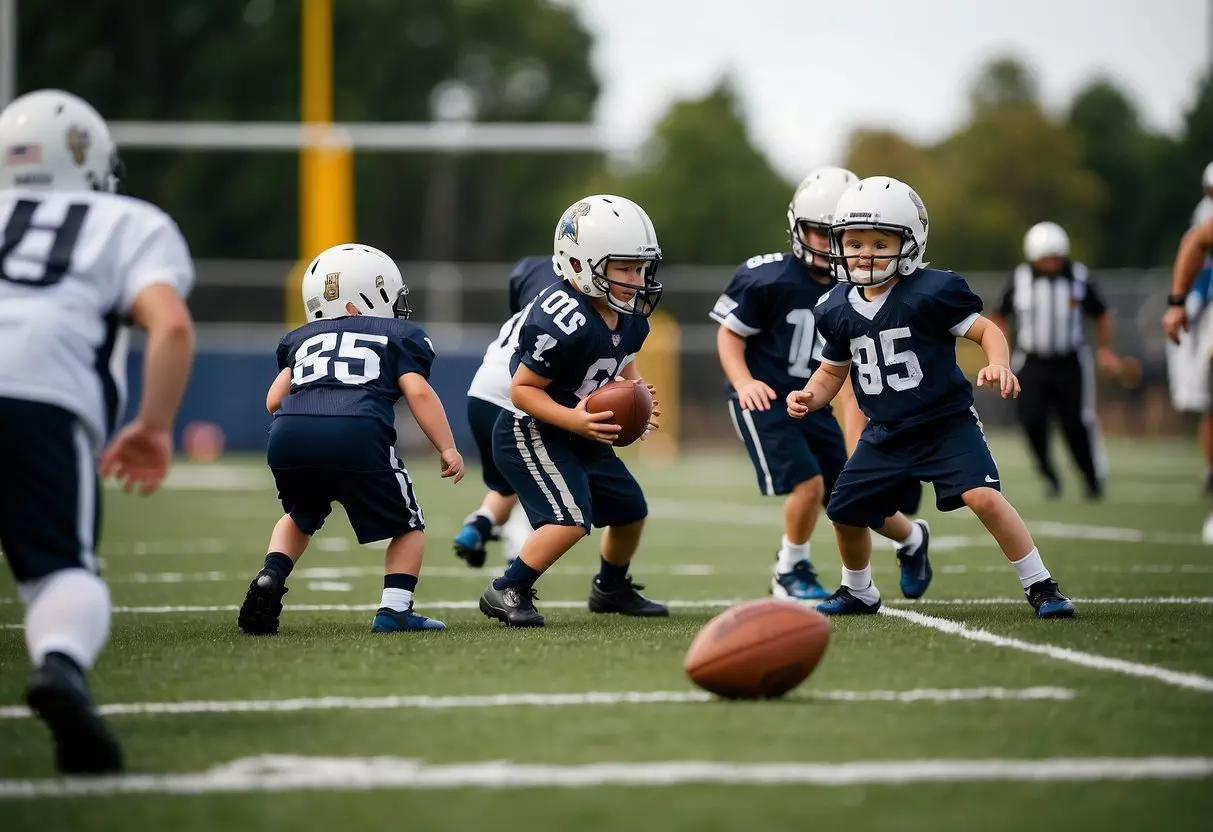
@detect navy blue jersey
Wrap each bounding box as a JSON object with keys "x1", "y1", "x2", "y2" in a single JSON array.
[
  {"x1": 710, "y1": 252, "x2": 835, "y2": 397},
  {"x1": 508, "y1": 255, "x2": 561, "y2": 315},
  {"x1": 511, "y1": 283, "x2": 649, "y2": 411},
  {"x1": 816, "y1": 268, "x2": 984, "y2": 444},
  {"x1": 275, "y1": 316, "x2": 435, "y2": 428}
]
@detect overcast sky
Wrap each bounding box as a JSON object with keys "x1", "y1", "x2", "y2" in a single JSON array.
[{"x1": 571, "y1": 0, "x2": 1209, "y2": 181}]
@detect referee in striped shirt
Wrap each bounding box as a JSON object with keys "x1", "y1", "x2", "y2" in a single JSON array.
[{"x1": 991, "y1": 222, "x2": 1121, "y2": 500}]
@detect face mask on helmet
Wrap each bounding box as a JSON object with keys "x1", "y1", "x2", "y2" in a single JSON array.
[
  {"x1": 391, "y1": 284, "x2": 412, "y2": 319},
  {"x1": 568, "y1": 254, "x2": 663, "y2": 317},
  {"x1": 793, "y1": 220, "x2": 833, "y2": 275},
  {"x1": 830, "y1": 226, "x2": 917, "y2": 287}
]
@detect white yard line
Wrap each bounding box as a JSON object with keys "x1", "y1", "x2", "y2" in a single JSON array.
[
  {"x1": 1, "y1": 754, "x2": 1209, "y2": 798},
  {"x1": 0, "y1": 687, "x2": 1076, "y2": 721},
  {"x1": 86, "y1": 596, "x2": 1213, "y2": 616},
  {"x1": 882, "y1": 607, "x2": 1213, "y2": 694}
]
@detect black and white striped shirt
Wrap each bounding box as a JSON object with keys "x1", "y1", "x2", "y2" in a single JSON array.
[{"x1": 998, "y1": 261, "x2": 1107, "y2": 358}]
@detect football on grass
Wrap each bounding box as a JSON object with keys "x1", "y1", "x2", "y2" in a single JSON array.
[
  {"x1": 684, "y1": 598, "x2": 831, "y2": 699},
  {"x1": 585, "y1": 379, "x2": 652, "y2": 447}
]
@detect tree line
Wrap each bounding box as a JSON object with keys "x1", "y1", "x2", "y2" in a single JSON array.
[{"x1": 17, "y1": 2, "x2": 1211, "y2": 269}]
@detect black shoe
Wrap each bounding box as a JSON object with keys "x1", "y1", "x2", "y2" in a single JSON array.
[
  {"x1": 453, "y1": 515, "x2": 493, "y2": 568},
  {"x1": 238, "y1": 569, "x2": 288, "y2": 635},
  {"x1": 816, "y1": 584, "x2": 882, "y2": 616},
  {"x1": 588, "y1": 575, "x2": 669, "y2": 617},
  {"x1": 1043, "y1": 477, "x2": 1062, "y2": 500},
  {"x1": 25, "y1": 653, "x2": 123, "y2": 775},
  {"x1": 480, "y1": 582, "x2": 545, "y2": 628},
  {"x1": 1026, "y1": 578, "x2": 1077, "y2": 619},
  {"x1": 1084, "y1": 480, "x2": 1105, "y2": 501}
]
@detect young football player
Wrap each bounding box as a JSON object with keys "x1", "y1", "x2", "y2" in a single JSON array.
[
  {"x1": 787, "y1": 176, "x2": 1076, "y2": 619},
  {"x1": 453, "y1": 254, "x2": 560, "y2": 568},
  {"x1": 0, "y1": 89, "x2": 196, "y2": 774},
  {"x1": 478, "y1": 195, "x2": 666, "y2": 628},
  {"x1": 712, "y1": 167, "x2": 930, "y2": 602},
  {"x1": 238, "y1": 243, "x2": 464, "y2": 635}
]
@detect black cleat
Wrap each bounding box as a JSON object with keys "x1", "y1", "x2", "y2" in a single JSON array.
[
  {"x1": 480, "y1": 582, "x2": 545, "y2": 628},
  {"x1": 588, "y1": 576, "x2": 669, "y2": 617},
  {"x1": 238, "y1": 569, "x2": 288, "y2": 635},
  {"x1": 25, "y1": 653, "x2": 123, "y2": 775},
  {"x1": 1026, "y1": 578, "x2": 1076, "y2": 619}
]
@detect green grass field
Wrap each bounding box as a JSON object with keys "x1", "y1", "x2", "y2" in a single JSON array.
[{"x1": 1, "y1": 433, "x2": 1212, "y2": 831}]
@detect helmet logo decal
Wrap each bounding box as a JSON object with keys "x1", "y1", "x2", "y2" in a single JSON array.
[
  {"x1": 323, "y1": 272, "x2": 341, "y2": 301},
  {"x1": 66, "y1": 126, "x2": 90, "y2": 166},
  {"x1": 557, "y1": 201, "x2": 592, "y2": 243},
  {"x1": 374, "y1": 274, "x2": 385, "y2": 290},
  {"x1": 908, "y1": 189, "x2": 928, "y2": 232}
]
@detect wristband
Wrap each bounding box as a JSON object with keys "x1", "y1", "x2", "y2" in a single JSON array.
[{"x1": 1168, "y1": 294, "x2": 1188, "y2": 307}]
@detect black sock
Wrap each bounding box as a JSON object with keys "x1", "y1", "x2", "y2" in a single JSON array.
[
  {"x1": 263, "y1": 552, "x2": 295, "y2": 580},
  {"x1": 384, "y1": 573, "x2": 418, "y2": 592},
  {"x1": 471, "y1": 514, "x2": 494, "y2": 538},
  {"x1": 597, "y1": 557, "x2": 629, "y2": 587},
  {"x1": 492, "y1": 558, "x2": 542, "y2": 591},
  {"x1": 43, "y1": 650, "x2": 83, "y2": 676}
]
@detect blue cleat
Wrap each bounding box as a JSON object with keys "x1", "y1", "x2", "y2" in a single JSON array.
[
  {"x1": 1025, "y1": 579, "x2": 1076, "y2": 619},
  {"x1": 371, "y1": 604, "x2": 447, "y2": 632},
  {"x1": 453, "y1": 515, "x2": 492, "y2": 568},
  {"x1": 816, "y1": 585, "x2": 882, "y2": 616},
  {"x1": 770, "y1": 559, "x2": 831, "y2": 601},
  {"x1": 896, "y1": 519, "x2": 933, "y2": 600}
]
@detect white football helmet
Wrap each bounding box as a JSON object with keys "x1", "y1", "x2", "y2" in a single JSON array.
[
  {"x1": 787, "y1": 166, "x2": 858, "y2": 272},
  {"x1": 829, "y1": 176, "x2": 929, "y2": 286},
  {"x1": 552, "y1": 194, "x2": 662, "y2": 317},
  {"x1": 1023, "y1": 221, "x2": 1070, "y2": 262},
  {"x1": 1202, "y1": 161, "x2": 1213, "y2": 190},
  {"x1": 0, "y1": 89, "x2": 121, "y2": 193},
  {"x1": 300, "y1": 243, "x2": 411, "y2": 321}
]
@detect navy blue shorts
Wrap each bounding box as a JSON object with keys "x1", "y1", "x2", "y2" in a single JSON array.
[
  {"x1": 727, "y1": 399, "x2": 847, "y2": 498},
  {"x1": 468, "y1": 396, "x2": 514, "y2": 496},
  {"x1": 0, "y1": 398, "x2": 100, "y2": 584},
  {"x1": 491, "y1": 411, "x2": 647, "y2": 532},
  {"x1": 827, "y1": 409, "x2": 1000, "y2": 529},
  {"x1": 267, "y1": 415, "x2": 424, "y2": 544}
]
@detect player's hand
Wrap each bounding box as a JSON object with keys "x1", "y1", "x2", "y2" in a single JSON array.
[
  {"x1": 440, "y1": 448, "x2": 465, "y2": 484},
  {"x1": 1096, "y1": 347, "x2": 1122, "y2": 377},
  {"x1": 640, "y1": 386, "x2": 662, "y2": 441},
  {"x1": 976, "y1": 364, "x2": 1020, "y2": 399},
  {"x1": 1162, "y1": 305, "x2": 1189, "y2": 344},
  {"x1": 736, "y1": 379, "x2": 777, "y2": 411},
  {"x1": 99, "y1": 419, "x2": 173, "y2": 495},
  {"x1": 786, "y1": 389, "x2": 814, "y2": 419},
  {"x1": 571, "y1": 397, "x2": 622, "y2": 444}
]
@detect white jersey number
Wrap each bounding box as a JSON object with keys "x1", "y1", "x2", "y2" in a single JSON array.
[
  {"x1": 850, "y1": 327, "x2": 923, "y2": 395},
  {"x1": 293, "y1": 332, "x2": 389, "y2": 386},
  {"x1": 0, "y1": 199, "x2": 89, "y2": 287},
  {"x1": 785, "y1": 308, "x2": 824, "y2": 378}
]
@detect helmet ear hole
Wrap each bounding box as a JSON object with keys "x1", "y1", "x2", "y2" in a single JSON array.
[
  {"x1": 379, "y1": 288, "x2": 390, "y2": 304},
  {"x1": 569, "y1": 257, "x2": 583, "y2": 274},
  {"x1": 360, "y1": 293, "x2": 374, "y2": 309}
]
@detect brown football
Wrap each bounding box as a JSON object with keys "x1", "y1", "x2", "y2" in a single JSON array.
[
  {"x1": 584, "y1": 379, "x2": 653, "y2": 447},
  {"x1": 684, "y1": 598, "x2": 831, "y2": 699}
]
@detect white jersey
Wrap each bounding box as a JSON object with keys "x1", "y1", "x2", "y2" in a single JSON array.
[
  {"x1": 467, "y1": 304, "x2": 532, "y2": 411},
  {"x1": 0, "y1": 189, "x2": 194, "y2": 450}
]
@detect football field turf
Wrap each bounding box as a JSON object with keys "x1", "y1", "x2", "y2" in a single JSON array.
[{"x1": 1, "y1": 433, "x2": 1211, "y2": 830}]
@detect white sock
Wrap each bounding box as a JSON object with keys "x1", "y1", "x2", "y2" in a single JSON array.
[
  {"x1": 841, "y1": 566, "x2": 880, "y2": 604},
  {"x1": 380, "y1": 587, "x2": 414, "y2": 612},
  {"x1": 777, "y1": 535, "x2": 810, "y2": 573},
  {"x1": 502, "y1": 507, "x2": 532, "y2": 563},
  {"x1": 22, "y1": 569, "x2": 111, "y2": 670},
  {"x1": 893, "y1": 520, "x2": 923, "y2": 551},
  {"x1": 1010, "y1": 548, "x2": 1050, "y2": 590}
]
